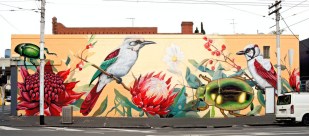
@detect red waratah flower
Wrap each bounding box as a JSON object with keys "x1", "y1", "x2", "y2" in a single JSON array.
[
  {"x1": 130, "y1": 72, "x2": 178, "y2": 116},
  {"x1": 289, "y1": 69, "x2": 300, "y2": 92},
  {"x1": 17, "y1": 61, "x2": 85, "y2": 116}
]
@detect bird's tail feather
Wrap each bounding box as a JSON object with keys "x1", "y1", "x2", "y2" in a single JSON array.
[{"x1": 80, "y1": 83, "x2": 104, "y2": 116}]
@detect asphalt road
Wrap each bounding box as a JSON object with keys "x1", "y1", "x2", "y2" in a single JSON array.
[{"x1": 1, "y1": 125, "x2": 309, "y2": 136}]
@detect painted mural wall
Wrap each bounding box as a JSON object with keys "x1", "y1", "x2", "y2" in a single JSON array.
[{"x1": 11, "y1": 34, "x2": 300, "y2": 118}]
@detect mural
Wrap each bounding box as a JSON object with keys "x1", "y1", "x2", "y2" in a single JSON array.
[{"x1": 13, "y1": 35, "x2": 300, "y2": 118}]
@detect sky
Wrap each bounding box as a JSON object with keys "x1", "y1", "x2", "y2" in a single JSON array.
[{"x1": 0, "y1": 0, "x2": 309, "y2": 57}]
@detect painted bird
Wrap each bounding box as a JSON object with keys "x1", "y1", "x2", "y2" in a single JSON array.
[
  {"x1": 80, "y1": 36, "x2": 156, "y2": 116},
  {"x1": 236, "y1": 44, "x2": 278, "y2": 92}
]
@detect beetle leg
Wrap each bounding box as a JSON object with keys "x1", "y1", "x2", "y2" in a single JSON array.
[
  {"x1": 220, "y1": 109, "x2": 228, "y2": 118},
  {"x1": 44, "y1": 48, "x2": 57, "y2": 56},
  {"x1": 23, "y1": 56, "x2": 28, "y2": 69},
  {"x1": 229, "y1": 111, "x2": 246, "y2": 117},
  {"x1": 29, "y1": 58, "x2": 36, "y2": 66}
]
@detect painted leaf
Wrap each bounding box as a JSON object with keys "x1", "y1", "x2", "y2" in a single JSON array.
[
  {"x1": 188, "y1": 59, "x2": 214, "y2": 76},
  {"x1": 246, "y1": 105, "x2": 262, "y2": 116},
  {"x1": 24, "y1": 61, "x2": 36, "y2": 71},
  {"x1": 92, "y1": 96, "x2": 108, "y2": 117},
  {"x1": 74, "y1": 84, "x2": 95, "y2": 93},
  {"x1": 173, "y1": 111, "x2": 200, "y2": 118},
  {"x1": 228, "y1": 69, "x2": 245, "y2": 77},
  {"x1": 87, "y1": 35, "x2": 95, "y2": 43},
  {"x1": 245, "y1": 79, "x2": 258, "y2": 87},
  {"x1": 282, "y1": 78, "x2": 293, "y2": 93},
  {"x1": 250, "y1": 103, "x2": 254, "y2": 111},
  {"x1": 274, "y1": 64, "x2": 287, "y2": 71},
  {"x1": 257, "y1": 89, "x2": 265, "y2": 107},
  {"x1": 114, "y1": 89, "x2": 141, "y2": 112},
  {"x1": 212, "y1": 64, "x2": 227, "y2": 80},
  {"x1": 65, "y1": 56, "x2": 71, "y2": 66},
  {"x1": 211, "y1": 106, "x2": 215, "y2": 118},
  {"x1": 71, "y1": 99, "x2": 84, "y2": 108},
  {"x1": 183, "y1": 100, "x2": 198, "y2": 111},
  {"x1": 169, "y1": 87, "x2": 187, "y2": 116},
  {"x1": 203, "y1": 110, "x2": 211, "y2": 118},
  {"x1": 185, "y1": 68, "x2": 202, "y2": 89}
]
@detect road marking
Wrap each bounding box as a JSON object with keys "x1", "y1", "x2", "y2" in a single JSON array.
[
  {"x1": 0, "y1": 126, "x2": 22, "y2": 130},
  {"x1": 98, "y1": 128, "x2": 155, "y2": 133},
  {"x1": 44, "y1": 127, "x2": 84, "y2": 132}
]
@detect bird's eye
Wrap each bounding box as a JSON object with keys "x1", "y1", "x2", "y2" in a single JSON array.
[
  {"x1": 129, "y1": 41, "x2": 137, "y2": 46},
  {"x1": 245, "y1": 48, "x2": 251, "y2": 53}
]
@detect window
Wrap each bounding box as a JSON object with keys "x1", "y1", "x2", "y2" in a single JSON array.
[
  {"x1": 263, "y1": 46, "x2": 270, "y2": 59},
  {"x1": 277, "y1": 95, "x2": 291, "y2": 105}
]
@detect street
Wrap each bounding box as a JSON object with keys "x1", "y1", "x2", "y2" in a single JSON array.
[{"x1": 0, "y1": 125, "x2": 309, "y2": 136}]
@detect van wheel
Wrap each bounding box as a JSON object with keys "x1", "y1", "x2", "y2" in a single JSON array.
[{"x1": 302, "y1": 114, "x2": 309, "y2": 126}]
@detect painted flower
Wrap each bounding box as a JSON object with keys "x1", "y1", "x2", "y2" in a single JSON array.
[
  {"x1": 163, "y1": 44, "x2": 184, "y2": 74},
  {"x1": 17, "y1": 61, "x2": 85, "y2": 116},
  {"x1": 289, "y1": 69, "x2": 300, "y2": 92},
  {"x1": 130, "y1": 72, "x2": 178, "y2": 116}
]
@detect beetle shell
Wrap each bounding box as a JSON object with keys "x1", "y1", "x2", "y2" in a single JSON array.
[
  {"x1": 15, "y1": 43, "x2": 40, "y2": 58},
  {"x1": 204, "y1": 78, "x2": 254, "y2": 111}
]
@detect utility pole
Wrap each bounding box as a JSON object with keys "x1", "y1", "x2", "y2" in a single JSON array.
[
  {"x1": 126, "y1": 18, "x2": 135, "y2": 27},
  {"x1": 39, "y1": 0, "x2": 46, "y2": 125},
  {"x1": 229, "y1": 19, "x2": 236, "y2": 34},
  {"x1": 269, "y1": 0, "x2": 282, "y2": 95}
]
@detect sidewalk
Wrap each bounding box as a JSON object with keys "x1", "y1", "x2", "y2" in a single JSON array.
[{"x1": 0, "y1": 105, "x2": 277, "y2": 128}]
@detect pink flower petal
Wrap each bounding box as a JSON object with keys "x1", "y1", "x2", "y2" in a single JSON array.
[
  {"x1": 50, "y1": 103, "x2": 62, "y2": 116},
  {"x1": 20, "y1": 67, "x2": 29, "y2": 80}
]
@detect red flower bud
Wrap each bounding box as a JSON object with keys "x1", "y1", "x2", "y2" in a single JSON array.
[
  {"x1": 236, "y1": 66, "x2": 241, "y2": 71},
  {"x1": 211, "y1": 51, "x2": 215, "y2": 55},
  {"x1": 209, "y1": 39, "x2": 213, "y2": 43},
  {"x1": 209, "y1": 60, "x2": 213, "y2": 64},
  {"x1": 216, "y1": 51, "x2": 221, "y2": 56},
  {"x1": 86, "y1": 43, "x2": 93, "y2": 49},
  {"x1": 204, "y1": 42, "x2": 210, "y2": 49},
  {"x1": 211, "y1": 66, "x2": 215, "y2": 71},
  {"x1": 203, "y1": 36, "x2": 208, "y2": 41}
]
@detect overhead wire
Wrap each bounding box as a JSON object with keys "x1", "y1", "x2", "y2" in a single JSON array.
[
  {"x1": 281, "y1": 15, "x2": 309, "y2": 50},
  {"x1": 282, "y1": 0, "x2": 308, "y2": 13}
]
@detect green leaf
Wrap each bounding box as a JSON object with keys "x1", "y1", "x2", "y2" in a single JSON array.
[
  {"x1": 228, "y1": 69, "x2": 245, "y2": 77},
  {"x1": 257, "y1": 90, "x2": 265, "y2": 107},
  {"x1": 183, "y1": 100, "x2": 199, "y2": 111},
  {"x1": 188, "y1": 59, "x2": 214, "y2": 76},
  {"x1": 114, "y1": 89, "x2": 141, "y2": 112},
  {"x1": 245, "y1": 79, "x2": 257, "y2": 87},
  {"x1": 247, "y1": 105, "x2": 262, "y2": 116},
  {"x1": 212, "y1": 64, "x2": 227, "y2": 80},
  {"x1": 65, "y1": 56, "x2": 71, "y2": 66},
  {"x1": 169, "y1": 87, "x2": 187, "y2": 115},
  {"x1": 185, "y1": 67, "x2": 202, "y2": 89},
  {"x1": 274, "y1": 64, "x2": 287, "y2": 71},
  {"x1": 211, "y1": 106, "x2": 215, "y2": 118},
  {"x1": 203, "y1": 110, "x2": 211, "y2": 118},
  {"x1": 71, "y1": 99, "x2": 84, "y2": 108},
  {"x1": 88, "y1": 35, "x2": 95, "y2": 43},
  {"x1": 24, "y1": 61, "x2": 37, "y2": 71},
  {"x1": 282, "y1": 78, "x2": 293, "y2": 93},
  {"x1": 74, "y1": 84, "x2": 95, "y2": 93},
  {"x1": 173, "y1": 111, "x2": 200, "y2": 118},
  {"x1": 250, "y1": 103, "x2": 254, "y2": 111},
  {"x1": 92, "y1": 96, "x2": 108, "y2": 117}
]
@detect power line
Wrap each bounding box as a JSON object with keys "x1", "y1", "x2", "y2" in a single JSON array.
[
  {"x1": 281, "y1": 15, "x2": 309, "y2": 50},
  {"x1": 282, "y1": 0, "x2": 308, "y2": 13},
  {"x1": 0, "y1": 2, "x2": 39, "y2": 12},
  {"x1": 0, "y1": 14, "x2": 21, "y2": 32}
]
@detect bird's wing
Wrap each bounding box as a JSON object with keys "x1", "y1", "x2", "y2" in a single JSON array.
[
  {"x1": 89, "y1": 49, "x2": 120, "y2": 85},
  {"x1": 254, "y1": 59, "x2": 278, "y2": 89}
]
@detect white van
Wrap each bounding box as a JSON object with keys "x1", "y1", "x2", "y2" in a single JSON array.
[{"x1": 276, "y1": 92, "x2": 309, "y2": 125}]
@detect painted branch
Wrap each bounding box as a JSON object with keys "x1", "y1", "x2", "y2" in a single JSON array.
[{"x1": 75, "y1": 55, "x2": 130, "y2": 91}]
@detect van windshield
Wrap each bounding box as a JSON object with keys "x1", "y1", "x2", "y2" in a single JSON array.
[{"x1": 277, "y1": 95, "x2": 291, "y2": 105}]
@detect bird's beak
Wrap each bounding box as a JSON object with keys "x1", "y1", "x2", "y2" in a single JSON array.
[
  {"x1": 236, "y1": 50, "x2": 245, "y2": 55},
  {"x1": 142, "y1": 41, "x2": 156, "y2": 46}
]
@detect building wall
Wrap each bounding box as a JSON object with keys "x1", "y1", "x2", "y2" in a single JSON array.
[{"x1": 11, "y1": 34, "x2": 299, "y2": 118}]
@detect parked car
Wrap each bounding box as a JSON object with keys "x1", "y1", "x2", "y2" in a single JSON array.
[{"x1": 276, "y1": 92, "x2": 309, "y2": 125}]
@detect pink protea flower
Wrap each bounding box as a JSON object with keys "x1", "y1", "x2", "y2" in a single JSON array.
[
  {"x1": 289, "y1": 69, "x2": 300, "y2": 92},
  {"x1": 17, "y1": 61, "x2": 85, "y2": 116},
  {"x1": 130, "y1": 72, "x2": 177, "y2": 116}
]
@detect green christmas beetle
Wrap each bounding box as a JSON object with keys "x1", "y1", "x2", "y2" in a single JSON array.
[
  {"x1": 14, "y1": 43, "x2": 57, "y2": 66},
  {"x1": 196, "y1": 77, "x2": 254, "y2": 118}
]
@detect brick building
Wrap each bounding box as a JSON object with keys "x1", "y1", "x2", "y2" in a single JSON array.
[{"x1": 52, "y1": 17, "x2": 193, "y2": 34}]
